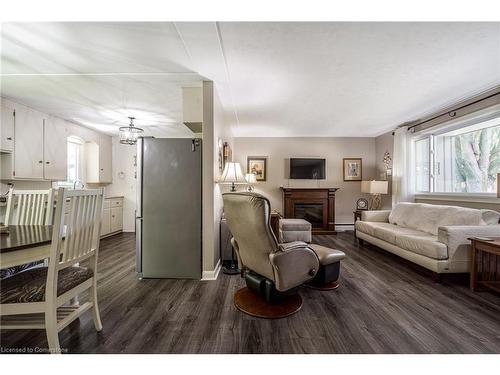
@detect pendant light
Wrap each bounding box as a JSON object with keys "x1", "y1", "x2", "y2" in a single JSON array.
[{"x1": 119, "y1": 117, "x2": 144, "y2": 145}]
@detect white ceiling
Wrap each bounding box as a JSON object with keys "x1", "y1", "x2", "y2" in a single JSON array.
[{"x1": 2, "y1": 22, "x2": 499, "y2": 137}]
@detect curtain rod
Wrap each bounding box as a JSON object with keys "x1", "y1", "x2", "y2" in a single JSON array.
[{"x1": 400, "y1": 85, "x2": 500, "y2": 133}]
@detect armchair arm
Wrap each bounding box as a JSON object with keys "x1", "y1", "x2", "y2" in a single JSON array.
[
  {"x1": 361, "y1": 210, "x2": 391, "y2": 222},
  {"x1": 269, "y1": 243, "x2": 319, "y2": 292},
  {"x1": 438, "y1": 225, "x2": 500, "y2": 262}
]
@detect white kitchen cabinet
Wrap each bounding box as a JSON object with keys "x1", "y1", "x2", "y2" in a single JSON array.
[
  {"x1": 0, "y1": 102, "x2": 15, "y2": 152},
  {"x1": 99, "y1": 134, "x2": 112, "y2": 183},
  {"x1": 101, "y1": 197, "x2": 123, "y2": 237},
  {"x1": 110, "y1": 206, "x2": 123, "y2": 233},
  {"x1": 14, "y1": 106, "x2": 45, "y2": 179},
  {"x1": 85, "y1": 135, "x2": 112, "y2": 184},
  {"x1": 44, "y1": 117, "x2": 68, "y2": 180},
  {"x1": 102, "y1": 207, "x2": 111, "y2": 236}
]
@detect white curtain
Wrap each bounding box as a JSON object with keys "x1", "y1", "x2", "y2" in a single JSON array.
[{"x1": 392, "y1": 126, "x2": 415, "y2": 205}]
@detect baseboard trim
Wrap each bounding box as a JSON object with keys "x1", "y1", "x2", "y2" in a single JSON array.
[{"x1": 201, "y1": 259, "x2": 221, "y2": 281}]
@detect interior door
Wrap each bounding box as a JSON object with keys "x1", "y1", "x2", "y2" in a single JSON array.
[
  {"x1": 141, "y1": 138, "x2": 202, "y2": 279},
  {"x1": 44, "y1": 117, "x2": 68, "y2": 180},
  {"x1": 14, "y1": 107, "x2": 44, "y2": 179}
]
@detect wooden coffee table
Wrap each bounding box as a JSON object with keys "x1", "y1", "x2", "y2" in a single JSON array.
[{"x1": 469, "y1": 237, "x2": 500, "y2": 292}]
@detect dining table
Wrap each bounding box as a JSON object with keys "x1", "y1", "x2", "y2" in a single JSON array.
[{"x1": 0, "y1": 225, "x2": 53, "y2": 269}]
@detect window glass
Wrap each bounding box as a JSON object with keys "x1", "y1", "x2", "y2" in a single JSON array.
[
  {"x1": 434, "y1": 124, "x2": 499, "y2": 193},
  {"x1": 58, "y1": 136, "x2": 83, "y2": 186}
]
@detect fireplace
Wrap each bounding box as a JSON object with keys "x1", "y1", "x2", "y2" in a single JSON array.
[
  {"x1": 294, "y1": 203, "x2": 323, "y2": 227},
  {"x1": 281, "y1": 187, "x2": 338, "y2": 234}
]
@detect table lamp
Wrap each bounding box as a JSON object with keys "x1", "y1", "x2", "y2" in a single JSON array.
[
  {"x1": 220, "y1": 162, "x2": 246, "y2": 192},
  {"x1": 245, "y1": 173, "x2": 257, "y2": 192},
  {"x1": 361, "y1": 180, "x2": 388, "y2": 210}
]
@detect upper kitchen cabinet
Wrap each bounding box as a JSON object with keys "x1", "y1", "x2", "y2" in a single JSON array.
[
  {"x1": 85, "y1": 134, "x2": 112, "y2": 184},
  {"x1": 0, "y1": 101, "x2": 69, "y2": 181},
  {"x1": 13, "y1": 106, "x2": 45, "y2": 179},
  {"x1": 99, "y1": 134, "x2": 112, "y2": 183},
  {"x1": 44, "y1": 117, "x2": 68, "y2": 181},
  {"x1": 0, "y1": 102, "x2": 15, "y2": 153}
]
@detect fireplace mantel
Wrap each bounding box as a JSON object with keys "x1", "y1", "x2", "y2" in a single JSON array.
[{"x1": 280, "y1": 187, "x2": 338, "y2": 234}]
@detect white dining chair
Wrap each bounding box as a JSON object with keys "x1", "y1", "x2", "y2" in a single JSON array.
[
  {"x1": 4, "y1": 188, "x2": 54, "y2": 225},
  {"x1": 0, "y1": 188, "x2": 105, "y2": 353}
]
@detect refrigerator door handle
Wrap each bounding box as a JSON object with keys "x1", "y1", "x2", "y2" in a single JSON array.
[{"x1": 135, "y1": 217, "x2": 143, "y2": 278}]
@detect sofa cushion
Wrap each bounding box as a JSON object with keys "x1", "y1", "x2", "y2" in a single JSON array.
[
  {"x1": 0, "y1": 266, "x2": 93, "y2": 304},
  {"x1": 389, "y1": 202, "x2": 490, "y2": 235},
  {"x1": 355, "y1": 221, "x2": 384, "y2": 237},
  {"x1": 482, "y1": 210, "x2": 500, "y2": 225},
  {"x1": 395, "y1": 233, "x2": 448, "y2": 260},
  {"x1": 356, "y1": 220, "x2": 448, "y2": 260}
]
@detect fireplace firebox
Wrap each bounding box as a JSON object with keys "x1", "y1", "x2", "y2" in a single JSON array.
[{"x1": 294, "y1": 203, "x2": 323, "y2": 227}]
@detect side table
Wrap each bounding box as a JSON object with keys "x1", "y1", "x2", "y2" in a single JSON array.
[{"x1": 469, "y1": 237, "x2": 500, "y2": 292}]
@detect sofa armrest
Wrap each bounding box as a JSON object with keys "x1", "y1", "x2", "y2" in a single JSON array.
[
  {"x1": 361, "y1": 210, "x2": 391, "y2": 222},
  {"x1": 269, "y1": 243, "x2": 319, "y2": 292},
  {"x1": 438, "y1": 225, "x2": 500, "y2": 262}
]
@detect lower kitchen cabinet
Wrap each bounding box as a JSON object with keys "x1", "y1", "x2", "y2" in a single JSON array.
[{"x1": 101, "y1": 197, "x2": 124, "y2": 237}]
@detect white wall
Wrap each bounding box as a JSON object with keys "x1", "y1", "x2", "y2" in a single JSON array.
[
  {"x1": 105, "y1": 137, "x2": 137, "y2": 232},
  {"x1": 233, "y1": 137, "x2": 377, "y2": 226}
]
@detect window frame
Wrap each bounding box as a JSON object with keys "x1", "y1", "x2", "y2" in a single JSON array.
[{"x1": 413, "y1": 118, "x2": 499, "y2": 196}]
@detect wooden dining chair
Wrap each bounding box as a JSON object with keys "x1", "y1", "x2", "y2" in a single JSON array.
[
  {"x1": 0, "y1": 188, "x2": 105, "y2": 353},
  {"x1": 4, "y1": 188, "x2": 54, "y2": 225}
]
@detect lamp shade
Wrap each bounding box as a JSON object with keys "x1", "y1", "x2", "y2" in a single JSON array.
[
  {"x1": 220, "y1": 162, "x2": 246, "y2": 184},
  {"x1": 245, "y1": 173, "x2": 257, "y2": 183},
  {"x1": 361, "y1": 180, "x2": 388, "y2": 194}
]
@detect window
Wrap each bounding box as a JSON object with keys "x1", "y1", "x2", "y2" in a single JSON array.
[
  {"x1": 58, "y1": 136, "x2": 84, "y2": 187},
  {"x1": 414, "y1": 116, "x2": 500, "y2": 194}
]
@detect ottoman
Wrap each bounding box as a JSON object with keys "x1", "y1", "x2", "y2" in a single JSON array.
[
  {"x1": 279, "y1": 218, "x2": 312, "y2": 243},
  {"x1": 307, "y1": 244, "x2": 345, "y2": 290}
]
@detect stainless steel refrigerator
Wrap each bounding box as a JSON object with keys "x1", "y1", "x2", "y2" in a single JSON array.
[{"x1": 136, "y1": 137, "x2": 202, "y2": 279}]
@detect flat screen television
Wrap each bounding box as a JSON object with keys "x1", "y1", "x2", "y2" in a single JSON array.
[{"x1": 289, "y1": 158, "x2": 326, "y2": 179}]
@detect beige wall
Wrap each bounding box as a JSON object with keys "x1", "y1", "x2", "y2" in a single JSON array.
[
  {"x1": 211, "y1": 85, "x2": 233, "y2": 271},
  {"x1": 232, "y1": 137, "x2": 377, "y2": 226},
  {"x1": 375, "y1": 131, "x2": 394, "y2": 209},
  {"x1": 202, "y1": 81, "x2": 234, "y2": 273}
]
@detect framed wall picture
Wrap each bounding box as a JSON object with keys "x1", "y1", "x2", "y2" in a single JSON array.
[
  {"x1": 217, "y1": 138, "x2": 224, "y2": 173},
  {"x1": 343, "y1": 158, "x2": 362, "y2": 181},
  {"x1": 223, "y1": 142, "x2": 232, "y2": 168},
  {"x1": 247, "y1": 156, "x2": 267, "y2": 181}
]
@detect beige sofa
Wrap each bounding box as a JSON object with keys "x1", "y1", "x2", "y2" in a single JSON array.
[{"x1": 355, "y1": 202, "x2": 500, "y2": 274}]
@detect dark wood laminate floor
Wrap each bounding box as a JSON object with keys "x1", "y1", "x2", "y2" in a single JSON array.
[{"x1": 2, "y1": 232, "x2": 500, "y2": 354}]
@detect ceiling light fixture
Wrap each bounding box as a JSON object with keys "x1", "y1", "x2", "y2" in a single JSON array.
[{"x1": 119, "y1": 117, "x2": 144, "y2": 145}]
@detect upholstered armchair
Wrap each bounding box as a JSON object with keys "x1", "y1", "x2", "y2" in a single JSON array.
[{"x1": 222, "y1": 192, "x2": 320, "y2": 317}]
